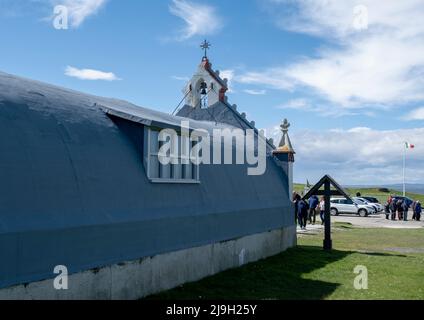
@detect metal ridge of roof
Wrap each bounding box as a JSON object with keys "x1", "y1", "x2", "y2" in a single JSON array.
[
  {"x1": 0, "y1": 70, "x2": 230, "y2": 132},
  {"x1": 0, "y1": 70, "x2": 275, "y2": 150}
]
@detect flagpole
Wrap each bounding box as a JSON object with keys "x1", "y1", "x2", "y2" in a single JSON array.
[{"x1": 403, "y1": 143, "x2": 406, "y2": 197}]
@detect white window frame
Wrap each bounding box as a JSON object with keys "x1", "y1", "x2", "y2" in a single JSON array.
[{"x1": 144, "y1": 127, "x2": 200, "y2": 184}]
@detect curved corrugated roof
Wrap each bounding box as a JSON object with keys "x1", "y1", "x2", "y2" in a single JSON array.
[{"x1": 0, "y1": 71, "x2": 293, "y2": 289}]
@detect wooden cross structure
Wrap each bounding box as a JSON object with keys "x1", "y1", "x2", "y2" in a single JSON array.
[{"x1": 302, "y1": 175, "x2": 352, "y2": 251}]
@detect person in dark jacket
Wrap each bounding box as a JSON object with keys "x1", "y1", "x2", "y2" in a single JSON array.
[
  {"x1": 397, "y1": 200, "x2": 404, "y2": 221},
  {"x1": 412, "y1": 201, "x2": 417, "y2": 220},
  {"x1": 384, "y1": 201, "x2": 391, "y2": 220},
  {"x1": 308, "y1": 195, "x2": 319, "y2": 224},
  {"x1": 389, "y1": 200, "x2": 397, "y2": 220},
  {"x1": 402, "y1": 200, "x2": 409, "y2": 221},
  {"x1": 298, "y1": 198, "x2": 309, "y2": 230},
  {"x1": 293, "y1": 193, "x2": 300, "y2": 224},
  {"x1": 414, "y1": 201, "x2": 421, "y2": 221}
]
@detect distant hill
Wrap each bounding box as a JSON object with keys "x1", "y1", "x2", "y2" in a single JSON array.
[
  {"x1": 345, "y1": 184, "x2": 424, "y2": 195},
  {"x1": 294, "y1": 183, "x2": 424, "y2": 203},
  {"x1": 384, "y1": 184, "x2": 424, "y2": 195}
]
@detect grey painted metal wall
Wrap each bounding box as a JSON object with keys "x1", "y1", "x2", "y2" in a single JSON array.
[{"x1": 0, "y1": 72, "x2": 293, "y2": 289}]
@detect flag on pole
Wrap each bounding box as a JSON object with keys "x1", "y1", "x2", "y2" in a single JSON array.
[{"x1": 405, "y1": 142, "x2": 415, "y2": 149}]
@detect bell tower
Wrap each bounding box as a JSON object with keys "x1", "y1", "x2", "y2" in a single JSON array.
[{"x1": 184, "y1": 40, "x2": 228, "y2": 109}]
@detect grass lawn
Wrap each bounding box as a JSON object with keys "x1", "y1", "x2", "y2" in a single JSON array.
[{"x1": 147, "y1": 224, "x2": 424, "y2": 300}]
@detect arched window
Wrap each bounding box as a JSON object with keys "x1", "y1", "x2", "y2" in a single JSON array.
[
  {"x1": 200, "y1": 82, "x2": 208, "y2": 108},
  {"x1": 193, "y1": 78, "x2": 209, "y2": 109}
]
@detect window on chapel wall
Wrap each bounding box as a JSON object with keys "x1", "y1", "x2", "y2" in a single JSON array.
[{"x1": 143, "y1": 127, "x2": 200, "y2": 184}]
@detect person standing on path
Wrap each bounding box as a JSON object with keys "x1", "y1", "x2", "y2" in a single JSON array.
[
  {"x1": 319, "y1": 196, "x2": 326, "y2": 225},
  {"x1": 390, "y1": 199, "x2": 397, "y2": 221},
  {"x1": 308, "y1": 195, "x2": 319, "y2": 225},
  {"x1": 397, "y1": 200, "x2": 404, "y2": 221},
  {"x1": 297, "y1": 197, "x2": 309, "y2": 230},
  {"x1": 293, "y1": 192, "x2": 300, "y2": 224},
  {"x1": 402, "y1": 200, "x2": 409, "y2": 221},
  {"x1": 384, "y1": 201, "x2": 391, "y2": 220},
  {"x1": 414, "y1": 201, "x2": 422, "y2": 221},
  {"x1": 412, "y1": 201, "x2": 417, "y2": 220}
]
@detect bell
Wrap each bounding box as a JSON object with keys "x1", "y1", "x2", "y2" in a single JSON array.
[{"x1": 200, "y1": 82, "x2": 207, "y2": 95}]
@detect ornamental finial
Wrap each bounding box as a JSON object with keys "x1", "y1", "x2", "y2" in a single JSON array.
[
  {"x1": 273, "y1": 118, "x2": 295, "y2": 157},
  {"x1": 280, "y1": 119, "x2": 290, "y2": 132}
]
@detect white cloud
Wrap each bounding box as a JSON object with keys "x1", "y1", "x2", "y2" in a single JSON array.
[
  {"x1": 404, "y1": 107, "x2": 424, "y2": 121},
  {"x1": 237, "y1": 68, "x2": 293, "y2": 91},
  {"x1": 243, "y1": 89, "x2": 267, "y2": 95},
  {"x1": 169, "y1": 0, "x2": 222, "y2": 40},
  {"x1": 65, "y1": 66, "x2": 121, "y2": 81},
  {"x1": 219, "y1": 69, "x2": 234, "y2": 92},
  {"x1": 283, "y1": 35, "x2": 424, "y2": 107},
  {"x1": 51, "y1": 0, "x2": 106, "y2": 28},
  {"x1": 0, "y1": 0, "x2": 45, "y2": 18},
  {"x1": 276, "y1": 98, "x2": 358, "y2": 117},
  {"x1": 278, "y1": 98, "x2": 310, "y2": 110},
  {"x1": 244, "y1": 0, "x2": 424, "y2": 114},
  {"x1": 269, "y1": 125, "x2": 424, "y2": 184},
  {"x1": 270, "y1": 0, "x2": 424, "y2": 40},
  {"x1": 171, "y1": 75, "x2": 189, "y2": 81}
]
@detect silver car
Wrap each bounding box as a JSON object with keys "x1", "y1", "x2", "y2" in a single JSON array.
[
  {"x1": 353, "y1": 197, "x2": 382, "y2": 213},
  {"x1": 330, "y1": 198, "x2": 375, "y2": 217}
]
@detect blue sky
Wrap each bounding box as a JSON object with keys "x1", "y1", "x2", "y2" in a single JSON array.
[{"x1": 1, "y1": 0, "x2": 423, "y2": 185}]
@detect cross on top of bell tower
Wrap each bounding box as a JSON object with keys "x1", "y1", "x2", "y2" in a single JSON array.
[{"x1": 200, "y1": 40, "x2": 211, "y2": 60}]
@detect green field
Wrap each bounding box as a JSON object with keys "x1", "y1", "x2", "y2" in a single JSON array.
[
  {"x1": 294, "y1": 184, "x2": 424, "y2": 204},
  {"x1": 147, "y1": 224, "x2": 424, "y2": 300}
]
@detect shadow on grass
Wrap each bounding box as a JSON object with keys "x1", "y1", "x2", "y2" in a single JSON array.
[
  {"x1": 358, "y1": 251, "x2": 407, "y2": 258},
  {"x1": 145, "y1": 246, "x2": 352, "y2": 300}
]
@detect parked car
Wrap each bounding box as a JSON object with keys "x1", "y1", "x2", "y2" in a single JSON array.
[
  {"x1": 362, "y1": 196, "x2": 385, "y2": 212},
  {"x1": 330, "y1": 198, "x2": 375, "y2": 217},
  {"x1": 362, "y1": 196, "x2": 380, "y2": 204},
  {"x1": 354, "y1": 197, "x2": 383, "y2": 213}
]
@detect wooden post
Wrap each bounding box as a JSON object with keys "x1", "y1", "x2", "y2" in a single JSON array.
[{"x1": 323, "y1": 180, "x2": 332, "y2": 251}]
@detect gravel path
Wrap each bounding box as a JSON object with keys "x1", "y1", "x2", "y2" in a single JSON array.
[
  {"x1": 332, "y1": 212, "x2": 424, "y2": 229},
  {"x1": 297, "y1": 212, "x2": 424, "y2": 234}
]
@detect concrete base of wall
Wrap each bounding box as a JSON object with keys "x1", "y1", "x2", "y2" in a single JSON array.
[{"x1": 0, "y1": 226, "x2": 296, "y2": 300}]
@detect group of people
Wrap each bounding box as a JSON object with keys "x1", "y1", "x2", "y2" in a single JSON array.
[
  {"x1": 293, "y1": 192, "x2": 423, "y2": 230},
  {"x1": 384, "y1": 196, "x2": 422, "y2": 221},
  {"x1": 293, "y1": 193, "x2": 325, "y2": 230}
]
